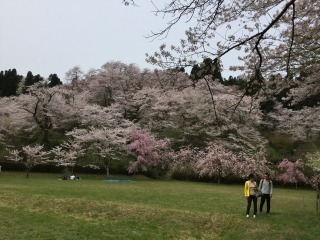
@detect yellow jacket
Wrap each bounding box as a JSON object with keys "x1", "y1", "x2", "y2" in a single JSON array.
[{"x1": 244, "y1": 180, "x2": 257, "y2": 197}]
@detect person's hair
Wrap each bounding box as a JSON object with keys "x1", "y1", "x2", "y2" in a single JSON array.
[
  {"x1": 265, "y1": 173, "x2": 270, "y2": 177},
  {"x1": 248, "y1": 173, "x2": 254, "y2": 179}
]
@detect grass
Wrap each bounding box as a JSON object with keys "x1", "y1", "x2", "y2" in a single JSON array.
[{"x1": 0, "y1": 172, "x2": 319, "y2": 240}]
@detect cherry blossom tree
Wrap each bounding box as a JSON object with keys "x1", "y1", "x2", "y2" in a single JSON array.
[
  {"x1": 48, "y1": 87, "x2": 84, "y2": 131},
  {"x1": 277, "y1": 158, "x2": 308, "y2": 188},
  {"x1": 51, "y1": 140, "x2": 85, "y2": 174},
  {"x1": 20, "y1": 84, "x2": 58, "y2": 144},
  {"x1": 0, "y1": 97, "x2": 36, "y2": 147},
  {"x1": 130, "y1": 79, "x2": 266, "y2": 155},
  {"x1": 234, "y1": 148, "x2": 271, "y2": 180},
  {"x1": 127, "y1": 128, "x2": 170, "y2": 174},
  {"x1": 65, "y1": 65, "x2": 84, "y2": 84},
  {"x1": 243, "y1": 0, "x2": 320, "y2": 82},
  {"x1": 79, "y1": 62, "x2": 192, "y2": 125},
  {"x1": 62, "y1": 99, "x2": 139, "y2": 175},
  {"x1": 7, "y1": 145, "x2": 48, "y2": 178},
  {"x1": 78, "y1": 62, "x2": 265, "y2": 145},
  {"x1": 264, "y1": 104, "x2": 320, "y2": 141},
  {"x1": 7, "y1": 83, "x2": 85, "y2": 146},
  {"x1": 195, "y1": 143, "x2": 270, "y2": 183},
  {"x1": 124, "y1": 1, "x2": 319, "y2": 101},
  {"x1": 127, "y1": 128, "x2": 159, "y2": 174},
  {"x1": 78, "y1": 103, "x2": 133, "y2": 129},
  {"x1": 306, "y1": 151, "x2": 320, "y2": 189},
  {"x1": 196, "y1": 143, "x2": 238, "y2": 184},
  {"x1": 171, "y1": 146, "x2": 198, "y2": 180},
  {"x1": 3, "y1": 54, "x2": 319, "y2": 185},
  {"x1": 67, "y1": 127, "x2": 131, "y2": 176},
  {"x1": 146, "y1": 69, "x2": 192, "y2": 90}
]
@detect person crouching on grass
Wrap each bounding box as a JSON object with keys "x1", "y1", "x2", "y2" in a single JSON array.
[
  {"x1": 259, "y1": 173, "x2": 273, "y2": 215},
  {"x1": 244, "y1": 173, "x2": 258, "y2": 218}
]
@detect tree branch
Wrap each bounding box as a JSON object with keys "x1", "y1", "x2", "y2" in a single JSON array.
[{"x1": 285, "y1": 2, "x2": 296, "y2": 80}]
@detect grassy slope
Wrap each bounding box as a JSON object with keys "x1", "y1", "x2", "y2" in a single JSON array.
[{"x1": 0, "y1": 172, "x2": 319, "y2": 240}]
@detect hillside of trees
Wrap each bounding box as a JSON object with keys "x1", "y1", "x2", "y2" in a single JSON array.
[
  {"x1": 0, "y1": 61, "x2": 319, "y2": 188},
  {"x1": 0, "y1": 69, "x2": 62, "y2": 97}
]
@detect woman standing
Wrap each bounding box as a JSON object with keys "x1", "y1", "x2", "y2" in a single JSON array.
[{"x1": 244, "y1": 173, "x2": 258, "y2": 218}]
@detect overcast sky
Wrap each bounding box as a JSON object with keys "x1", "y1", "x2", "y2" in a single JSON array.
[{"x1": 0, "y1": 0, "x2": 238, "y2": 81}]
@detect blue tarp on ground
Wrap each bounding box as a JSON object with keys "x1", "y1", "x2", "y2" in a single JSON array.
[{"x1": 103, "y1": 180, "x2": 134, "y2": 183}]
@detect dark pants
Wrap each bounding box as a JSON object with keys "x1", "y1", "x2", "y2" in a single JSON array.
[
  {"x1": 260, "y1": 194, "x2": 271, "y2": 213},
  {"x1": 246, "y1": 195, "x2": 257, "y2": 215}
]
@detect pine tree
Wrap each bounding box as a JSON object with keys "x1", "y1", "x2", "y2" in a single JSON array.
[
  {"x1": 33, "y1": 74, "x2": 44, "y2": 84},
  {"x1": 48, "y1": 74, "x2": 62, "y2": 88},
  {"x1": 0, "y1": 69, "x2": 23, "y2": 97},
  {"x1": 25, "y1": 71, "x2": 34, "y2": 87},
  {"x1": 0, "y1": 71, "x2": 4, "y2": 96}
]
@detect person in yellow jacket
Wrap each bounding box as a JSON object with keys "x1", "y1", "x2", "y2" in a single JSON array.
[{"x1": 244, "y1": 173, "x2": 258, "y2": 218}]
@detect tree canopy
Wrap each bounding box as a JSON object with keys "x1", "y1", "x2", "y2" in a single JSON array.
[{"x1": 124, "y1": 0, "x2": 319, "y2": 103}]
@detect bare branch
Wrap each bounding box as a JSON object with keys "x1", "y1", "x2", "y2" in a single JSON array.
[{"x1": 285, "y1": 2, "x2": 296, "y2": 80}]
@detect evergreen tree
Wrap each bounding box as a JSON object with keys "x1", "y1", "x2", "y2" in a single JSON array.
[
  {"x1": 0, "y1": 71, "x2": 4, "y2": 96},
  {"x1": 25, "y1": 71, "x2": 34, "y2": 87},
  {"x1": 190, "y1": 64, "x2": 201, "y2": 86},
  {"x1": 190, "y1": 58, "x2": 223, "y2": 83},
  {"x1": 20, "y1": 71, "x2": 35, "y2": 94},
  {"x1": 20, "y1": 71, "x2": 45, "y2": 94},
  {"x1": 48, "y1": 74, "x2": 62, "y2": 88},
  {"x1": 0, "y1": 69, "x2": 23, "y2": 97},
  {"x1": 211, "y1": 58, "x2": 223, "y2": 83},
  {"x1": 223, "y1": 76, "x2": 237, "y2": 86},
  {"x1": 33, "y1": 74, "x2": 44, "y2": 84}
]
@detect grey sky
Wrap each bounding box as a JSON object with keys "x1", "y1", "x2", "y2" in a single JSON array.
[{"x1": 0, "y1": 0, "x2": 238, "y2": 81}]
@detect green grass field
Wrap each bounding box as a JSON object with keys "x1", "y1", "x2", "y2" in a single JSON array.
[{"x1": 0, "y1": 172, "x2": 319, "y2": 240}]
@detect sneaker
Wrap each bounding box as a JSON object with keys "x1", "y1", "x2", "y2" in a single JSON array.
[
  {"x1": 253, "y1": 215, "x2": 256, "y2": 218},
  {"x1": 246, "y1": 214, "x2": 249, "y2": 218}
]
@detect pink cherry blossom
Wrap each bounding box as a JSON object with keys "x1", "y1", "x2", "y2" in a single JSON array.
[{"x1": 277, "y1": 158, "x2": 308, "y2": 188}]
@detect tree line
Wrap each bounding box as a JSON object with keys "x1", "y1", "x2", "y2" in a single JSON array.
[
  {"x1": 0, "y1": 69, "x2": 62, "y2": 97},
  {"x1": 0, "y1": 61, "x2": 319, "y2": 190}
]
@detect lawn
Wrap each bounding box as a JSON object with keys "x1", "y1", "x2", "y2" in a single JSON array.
[{"x1": 0, "y1": 172, "x2": 319, "y2": 240}]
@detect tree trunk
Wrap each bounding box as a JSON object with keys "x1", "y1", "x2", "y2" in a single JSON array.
[
  {"x1": 316, "y1": 189, "x2": 319, "y2": 214},
  {"x1": 104, "y1": 159, "x2": 110, "y2": 176},
  {"x1": 42, "y1": 129, "x2": 50, "y2": 145},
  {"x1": 106, "y1": 166, "x2": 110, "y2": 176},
  {"x1": 217, "y1": 169, "x2": 221, "y2": 184}
]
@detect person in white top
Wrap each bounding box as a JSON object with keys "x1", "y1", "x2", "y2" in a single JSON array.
[{"x1": 259, "y1": 173, "x2": 273, "y2": 215}]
